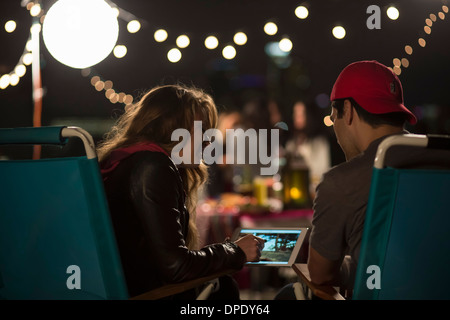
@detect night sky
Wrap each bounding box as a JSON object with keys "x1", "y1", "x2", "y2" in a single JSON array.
[{"x1": 1, "y1": 0, "x2": 450, "y2": 160}]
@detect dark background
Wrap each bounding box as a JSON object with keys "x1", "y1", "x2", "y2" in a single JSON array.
[{"x1": 1, "y1": 0, "x2": 449, "y2": 163}]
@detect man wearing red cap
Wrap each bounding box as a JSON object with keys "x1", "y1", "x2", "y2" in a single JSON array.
[
  {"x1": 274, "y1": 60, "x2": 449, "y2": 299},
  {"x1": 307, "y1": 60, "x2": 418, "y2": 294}
]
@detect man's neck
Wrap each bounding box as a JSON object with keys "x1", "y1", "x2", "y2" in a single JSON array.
[{"x1": 358, "y1": 125, "x2": 405, "y2": 154}]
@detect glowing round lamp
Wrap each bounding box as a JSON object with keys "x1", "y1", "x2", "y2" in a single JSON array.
[{"x1": 42, "y1": 0, "x2": 119, "y2": 69}]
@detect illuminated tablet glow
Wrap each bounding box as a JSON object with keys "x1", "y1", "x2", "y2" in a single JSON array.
[
  {"x1": 239, "y1": 228, "x2": 303, "y2": 265},
  {"x1": 42, "y1": 0, "x2": 119, "y2": 69}
]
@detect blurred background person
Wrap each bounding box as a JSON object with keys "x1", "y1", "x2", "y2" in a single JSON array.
[
  {"x1": 205, "y1": 108, "x2": 242, "y2": 198},
  {"x1": 284, "y1": 100, "x2": 331, "y2": 200}
]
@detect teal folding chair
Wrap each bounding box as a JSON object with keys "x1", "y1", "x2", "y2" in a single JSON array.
[
  {"x1": 292, "y1": 134, "x2": 450, "y2": 300},
  {"x1": 0, "y1": 126, "x2": 128, "y2": 299},
  {"x1": 354, "y1": 134, "x2": 450, "y2": 300},
  {"x1": 0, "y1": 126, "x2": 225, "y2": 300}
]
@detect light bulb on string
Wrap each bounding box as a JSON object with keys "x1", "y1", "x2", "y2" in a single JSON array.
[
  {"x1": 205, "y1": 36, "x2": 219, "y2": 49},
  {"x1": 222, "y1": 45, "x2": 236, "y2": 59},
  {"x1": 167, "y1": 48, "x2": 182, "y2": 63},
  {"x1": 176, "y1": 35, "x2": 190, "y2": 48},
  {"x1": 42, "y1": 0, "x2": 119, "y2": 69},
  {"x1": 154, "y1": 29, "x2": 168, "y2": 42},
  {"x1": 332, "y1": 26, "x2": 346, "y2": 39},
  {"x1": 113, "y1": 45, "x2": 127, "y2": 58},
  {"x1": 279, "y1": 37, "x2": 293, "y2": 52},
  {"x1": 295, "y1": 6, "x2": 309, "y2": 19},
  {"x1": 5, "y1": 20, "x2": 17, "y2": 33},
  {"x1": 264, "y1": 22, "x2": 278, "y2": 36},
  {"x1": 233, "y1": 32, "x2": 247, "y2": 46},
  {"x1": 127, "y1": 20, "x2": 141, "y2": 33},
  {"x1": 387, "y1": 6, "x2": 400, "y2": 20}
]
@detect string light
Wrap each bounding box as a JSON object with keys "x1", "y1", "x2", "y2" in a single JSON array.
[
  {"x1": 15, "y1": 65, "x2": 27, "y2": 77},
  {"x1": 0, "y1": 31, "x2": 33, "y2": 90},
  {"x1": 0, "y1": 3, "x2": 136, "y2": 107},
  {"x1": 332, "y1": 26, "x2": 346, "y2": 39},
  {"x1": 393, "y1": 66, "x2": 401, "y2": 75},
  {"x1": 279, "y1": 37, "x2": 293, "y2": 52},
  {"x1": 127, "y1": 20, "x2": 141, "y2": 33},
  {"x1": 405, "y1": 45, "x2": 413, "y2": 55},
  {"x1": 2, "y1": 1, "x2": 447, "y2": 110},
  {"x1": 418, "y1": 38, "x2": 426, "y2": 47},
  {"x1": 5, "y1": 20, "x2": 17, "y2": 33},
  {"x1": 111, "y1": 7, "x2": 120, "y2": 18},
  {"x1": 401, "y1": 58, "x2": 409, "y2": 68},
  {"x1": 222, "y1": 45, "x2": 236, "y2": 59},
  {"x1": 30, "y1": 3, "x2": 42, "y2": 17},
  {"x1": 295, "y1": 6, "x2": 309, "y2": 19},
  {"x1": 176, "y1": 35, "x2": 190, "y2": 48},
  {"x1": 89, "y1": 75, "x2": 133, "y2": 105},
  {"x1": 392, "y1": 7, "x2": 446, "y2": 76},
  {"x1": 113, "y1": 45, "x2": 127, "y2": 58},
  {"x1": 167, "y1": 48, "x2": 182, "y2": 63},
  {"x1": 264, "y1": 22, "x2": 278, "y2": 36},
  {"x1": 233, "y1": 32, "x2": 247, "y2": 46},
  {"x1": 323, "y1": 115, "x2": 333, "y2": 127},
  {"x1": 204, "y1": 35, "x2": 219, "y2": 49},
  {"x1": 386, "y1": 6, "x2": 400, "y2": 20},
  {"x1": 154, "y1": 29, "x2": 168, "y2": 42},
  {"x1": 0, "y1": 75, "x2": 10, "y2": 89}
]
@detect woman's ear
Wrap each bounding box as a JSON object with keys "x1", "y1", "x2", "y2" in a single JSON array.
[{"x1": 343, "y1": 99, "x2": 354, "y2": 125}]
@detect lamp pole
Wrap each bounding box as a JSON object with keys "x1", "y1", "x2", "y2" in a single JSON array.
[{"x1": 31, "y1": 17, "x2": 43, "y2": 160}]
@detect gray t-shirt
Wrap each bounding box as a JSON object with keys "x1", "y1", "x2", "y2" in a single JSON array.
[{"x1": 310, "y1": 132, "x2": 450, "y2": 287}]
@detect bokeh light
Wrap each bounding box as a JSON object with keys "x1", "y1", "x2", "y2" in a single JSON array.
[
  {"x1": 4, "y1": 20, "x2": 17, "y2": 33},
  {"x1": 14, "y1": 65, "x2": 26, "y2": 77},
  {"x1": 42, "y1": 0, "x2": 119, "y2": 69},
  {"x1": 127, "y1": 20, "x2": 141, "y2": 33},
  {"x1": 113, "y1": 45, "x2": 127, "y2": 58},
  {"x1": 176, "y1": 35, "x2": 190, "y2": 48},
  {"x1": 233, "y1": 32, "x2": 247, "y2": 46},
  {"x1": 279, "y1": 38, "x2": 293, "y2": 52},
  {"x1": 295, "y1": 6, "x2": 309, "y2": 19},
  {"x1": 323, "y1": 115, "x2": 333, "y2": 127},
  {"x1": 167, "y1": 48, "x2": 182, "y2": 63},
  {"x1": 222, "y1": 45, "x2": 236, "y2": 59},
  {"x1": 405, "y1": 45, "x2": 413, "y2": 55},
  {"x1": 387, "y1": 6, "x2": 400, "y2": 20},
  {"x1": 204, "y1": 36, "x2": 219, "y2": 49},
  {"x1": 264, "y1": 22, "x2": 278, "y2": 36},
  {"x1": 332, "y1": 26, "x2": 346, "y2": 39},
  {"x1": 154, "y1": 29, "x2": 168, "y2": 42}
]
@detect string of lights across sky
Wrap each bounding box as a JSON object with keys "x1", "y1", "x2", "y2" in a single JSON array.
[{"x1": 0, "y1": 0, "x2": 449, "y2": 117}]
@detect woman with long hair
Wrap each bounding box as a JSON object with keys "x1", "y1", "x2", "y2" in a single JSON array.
[{"x1": 97, "y1": 84, "x2": 263, "y2": 299}]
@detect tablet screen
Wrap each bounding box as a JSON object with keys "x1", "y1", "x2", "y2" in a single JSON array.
[{"x1": 235, "y1": 228, "x2": 307, "y2": 266}]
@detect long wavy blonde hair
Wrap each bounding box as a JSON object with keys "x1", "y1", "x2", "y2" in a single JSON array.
[{"x1": 97, "y1": 84, "x2": 218, "y2": 249}]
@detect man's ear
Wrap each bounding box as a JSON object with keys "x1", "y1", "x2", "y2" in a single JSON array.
[{"x1": 343, "y1": 99, "x2": 354, "y2": 125}]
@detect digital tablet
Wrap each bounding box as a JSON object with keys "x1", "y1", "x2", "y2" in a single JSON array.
[{"x1": 232, "y1": 227, "x2": 309, "y2": 266}]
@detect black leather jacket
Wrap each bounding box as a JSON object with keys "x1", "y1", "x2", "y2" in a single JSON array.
[{"x1": 103, "y1": 151, "x2": 246, "y2": 297}]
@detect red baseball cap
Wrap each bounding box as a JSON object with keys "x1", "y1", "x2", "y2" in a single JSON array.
[{"x1": 330, "y1": 60, "x2": 417, "y2": 124}]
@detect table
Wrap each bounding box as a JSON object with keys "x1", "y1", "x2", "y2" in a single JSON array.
[
  {"x1": 196, "y1": 201, "x2": 313, "y2": 247},
  {"x1": 196, "y1": 202, "x2": 313, "y2": 296}
]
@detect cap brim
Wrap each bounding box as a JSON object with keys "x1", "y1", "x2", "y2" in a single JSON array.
[{"x1": 355, "y1": 97, "x2": 418, "y2": 125}]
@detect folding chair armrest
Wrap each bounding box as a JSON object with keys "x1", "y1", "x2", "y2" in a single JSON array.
[
  {"x1": 130, "y1": 269, "x2": 235, "y2": 300},
  {"x1": 292, "y1": 264, "x2": 345, "y2": 300}
]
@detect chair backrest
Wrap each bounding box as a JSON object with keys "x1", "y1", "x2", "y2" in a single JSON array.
[
  {"x1": 0, "y1": 126, "x2": 128, "y2": 299},
  {"x1": 353, "y1": 134, "x2": 450, "y2": 300}
]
